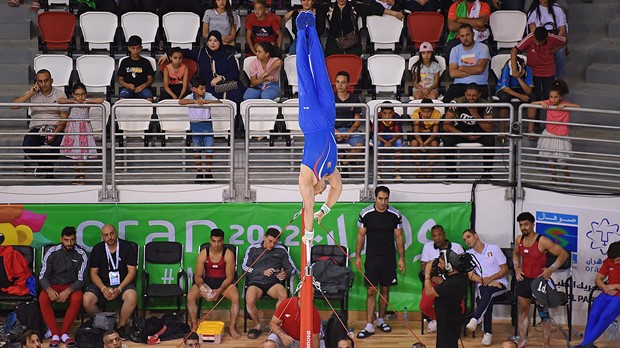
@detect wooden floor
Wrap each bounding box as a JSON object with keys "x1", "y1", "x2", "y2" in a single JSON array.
[{"x1": 60, "y1": 320, "x2": 616, "y2": 347}]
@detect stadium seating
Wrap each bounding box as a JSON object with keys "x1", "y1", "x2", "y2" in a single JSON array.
[
  {"x1": 283, "y1": 55, "x2": 298, "y2": 95},
  {"x1": 366, "y1": 15, "x2": 404, "y2": 52},
  {"x1": 38, "y1": 11, "x2": 76, "y2": 54},
  {"x1": 240, "y1": 99, "x2": 279, "y2": 140},
  {"x1": 325, "y1": 54, "x2": 363, "y2": 92},
  {"x1": 157, "y1": 100, "x2": 191, "y2": 147},
  {"x1": 120, "y1": 12, "x2": 159, "y2": 52},
  {"x1": 407, "y1": 12, "x2": 444, "y2": 52},
  {"x1": 367, "y1": 54, "x2": 406, "y2": 98},
  {"x1": 79, "y1": 11, "x2": 118, "y2": 54},
  {"x1": 33, "y1": 54, "x2": 73, "y2": 88},
  {"x1": 490, "y1": 11, "x2": 527, "y2": 50},
  {"x1": 76, "y1": 55, "x2": 116, "y2": 99},
  {"x1": 162, "y1": 12, "x2": 201, "y2": 49}
]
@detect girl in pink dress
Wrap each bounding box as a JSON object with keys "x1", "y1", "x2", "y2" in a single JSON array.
[
  {"x1": 533, "y1": 79, "x2": 580, "y2": 181},
  {"x1": 162, "y1": 47, "x2": 189, "y2": 100},
  {"x1": 58, "y1": 83, "x2": 102, "y2": 185}
]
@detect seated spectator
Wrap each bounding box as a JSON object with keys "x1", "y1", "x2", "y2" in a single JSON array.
[
  {"x1": 526, "y1": 0, "x2": 568, "y2": 79},
  {"x1": 267, "y1": 296, "x2": 321, "y2": 348},
  {"x1": 334, "y1": 71, "x2": 365, "y2": 176},
  {"x1": 245, "y1": 0, "x2": 283, "y2": 56},
  {"x1": 39, "y1": 226, "x2": 88, "y2": 348},
  {"x1": 443, "y1": 83, "x2": 494, "y2": 177},
  {"x1": 321, "y1": 0, "x2": 400, "y2": 57},
  {"x1": 243, "y1": 42, "x2": 282, "y2": 101},
  {"x1": 486, "y1": 0, "x2": 524, "y2": 11},
  {"x1": 444, "y1": 24, "x2": 490, "y2": 102},
  {"x1": 159, "y1": 31, "x2": 247, "y2": 105},
  {"x1": 202, "y1": 0, "x2": 239, "y2": 47},
  {"x1": 367, "y1": 0, "x2": 405, "y2": 20},
  {"x1": 374, "y1": 102, "x2": 405, "y2": 180},
  {"x1": 179, "y1": 77, "x2": 222, "y2": 183},
  {"x1": 575, "y1": 241, "x2": 620, "y2": 348},
  {"x1": 78, "y1": 0, "x2": 159, "y2": 16},
  {"x1": 12, "y1": 69, "x2": 69, "y2": 179},
  {"x1": 242, "y1": 227, "x2": 297, "y2": 340},
  {"x1": 402, "y1": 0, "x2": 441, "y2": 13},
  {"x1": 83, "y1": 224, "x2": 138, "y2": 340},
  {"x1": 117, "y1": 35, "x2": 155, "y2": 101},
  {"x1": 411, "y1": 42, "x2": 441, "y2": 100},
  {"x1": 284, "y1": 0, "x2": 321, "y2": 55},
  {"x1": 185, "y1": 229, "x2": 240, "y2": 338},
  {"x1": 495, "y1": 56, "x2": 534, "y2": 136},
  {"x1": 510, "y1": 27, "x2": 566, "y2": 104},
  {"x1": 411, "y1": 98, "x2": 441, "y2": 175},
  {"x1": 20, "y1": 330, "x2": 41, "y2": 348},
  {"x1": 444, "y1": 0, "x2": 491, "y2": 59},
  {"x1": 159, "y1": 0, "x2": 204, "y2": 17},
  {"x1": 162, "y1": 48, "x2": 190, "y2": 100}
]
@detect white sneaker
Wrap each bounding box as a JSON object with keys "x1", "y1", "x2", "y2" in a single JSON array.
[
  {"x1": 427, "y1": 320, "x2": 437, "y2": 333},
  {"x1": 466, "y1": 318, "x2": 478, "y2": 332},
  {"x1": 481, "y1": 333, "x2": 492, "y2": 346}
]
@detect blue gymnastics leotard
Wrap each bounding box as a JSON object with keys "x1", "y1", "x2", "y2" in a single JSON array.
[{"x1": 296, "y1": 11, "x2": 338, "y2": 181}]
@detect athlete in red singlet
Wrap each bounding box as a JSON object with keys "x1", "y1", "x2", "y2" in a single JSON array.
[{"x1": 513, "y1": 212, "x2": 568, "y2": 348}]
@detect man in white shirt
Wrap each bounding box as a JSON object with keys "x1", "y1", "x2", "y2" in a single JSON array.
[
  {"x1": 463, "y1": 229, "x2": 509, "y2": 346},
  {"x1": 419, "y1": 225, "x2": 465, "y2": 332}
]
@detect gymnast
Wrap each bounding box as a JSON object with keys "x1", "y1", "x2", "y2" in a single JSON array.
[{"x1": 296, "y1": 10, "x2": 343, "y2": 243}]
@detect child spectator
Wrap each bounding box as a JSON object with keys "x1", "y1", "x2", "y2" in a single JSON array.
[
  {"x1": 117, "y1": 35, "x2": 155, "y2": 101},
  {"x1": 179, "y1": 77, "x2": 222, "y2": 184},
  {"x1": 411, "y1": 42, "x2": 441, "y2": 100},
  {"x1": 58, "y1": 83, "x2": 103, "y2": 185},
  {"x1": 162, "y1": 47, "x2": 189, "y2": 100},
  {"x1": 374, "y1": 102, "x2": 405, "y2": 180},
  {"x1": 202, "y1": 0, "x2": 239, "y2": 47},
  {"x1": 245, "y1": 0, "x2": 283, "y2": 56},
  {"x1": 411, "y1": 98, "x2": 441, "y2": 175},
  {"x1": 284, "y1": 0, "x2": 317, "y2": 55},
  {"x1": 532, "y1": 79, "x2": 580, "y2": 181},
  {"x1": 496, "y1": 56, "x2": 534, "y2": 138},
  {"x1": 243, "y1": 42, "x2": 282, "y2": 101}
]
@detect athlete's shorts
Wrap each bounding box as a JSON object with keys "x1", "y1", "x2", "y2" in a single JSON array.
[
  {"x1": 364, "y1": 257, "x2": 397, "y2": 287},
  {"x1": 248, "y1": 281, "x2": 280, "y2": 295},
  {"x1": 202, "y1": 276, "x2": 225, "y2": 290},
  {"x1": 517, "y1": 277, "x2": 534, "y2": 299},
  {"x1": 301, "y1": 128, "x2": 337, "y2": 180}
]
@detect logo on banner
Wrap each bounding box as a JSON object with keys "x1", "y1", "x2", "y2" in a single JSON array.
[
  {"x1": 585, "y1": 218, "x2": 620, "y2": 255},
  {"x1": 536, "y1": 211, "x2": 578, "y2": 252}
]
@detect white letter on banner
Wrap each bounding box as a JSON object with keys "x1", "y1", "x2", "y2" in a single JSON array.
[
  {"x1": 336, "y1": 214, "x2": 347, "y2": 249},
  {"x1": 412, "y1": 218, "x2": 436, "y2": 263},
  {"x1": 186, "y1": 220, "x2": 218, "y2": 252},
  {"x1": 401, "y1": 215, "x2": 413, "y2": 250},
  {"x1": 118, "y1": 220, "x2": 139, "y2": 240},
  {"x1": 145, "y1": 220, "x2": 175, "y2": 244},
  {"x1": 77, "y1": 220, "x2": 105, "y2": 252},
  {"x1": 247, "y1": 225, "x2": 265, "y2": 245},
  {"x1": 229, "y1": 225, "x2": 245, "y2": 245}
]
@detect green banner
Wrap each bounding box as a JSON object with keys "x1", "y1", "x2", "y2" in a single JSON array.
[{"x1": 2, "y1": 202, "x2": 471, "y2": 312}]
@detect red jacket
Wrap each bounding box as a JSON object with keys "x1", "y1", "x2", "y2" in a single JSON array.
[{"x1": 0, "y1": 246, "x2": 32, "y2": 296}]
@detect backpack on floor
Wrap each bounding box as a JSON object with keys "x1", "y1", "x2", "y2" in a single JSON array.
[
  {"x1": 15, "y1": 301, "x2": 46, "y2": 338},
  {"x1": 324, "y1": 310, "x2": 349, "y2": 348},
  {"x1": 75, "y1": 320, "x2": 105, "y2": 348}
]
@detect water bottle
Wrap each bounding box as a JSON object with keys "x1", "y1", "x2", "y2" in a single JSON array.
[
  {"x1": 403, "y1": 307, "x2": 408, "y2": 325},
  {"x1": 608, "y1": 320, "x2": 620, "y2": 341}
]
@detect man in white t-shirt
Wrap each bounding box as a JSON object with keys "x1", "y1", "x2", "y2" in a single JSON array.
[
  {"x1": 463, "y1": 229, "x2": 509, "y2": 346},
  {"x1": 419, "y1": 225, "x2": 465, "y2": 333}
]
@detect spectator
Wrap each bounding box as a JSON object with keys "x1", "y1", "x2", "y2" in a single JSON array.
[
  {"x1": 334, "y1": 71, "x2": 365, "y2": 177},
  {"x1": 186, "y1": 229, "x2": 240, "y2": 337},
  {"x1": 444, "y1": 24, "x2": 491, "y2": 103},
  {"x1": 495, "y1": 56, "x2": 534, "y2": 137},
  {"x1": 83, "y1": 224, "x2": 139, "y2": 340},
  {"x1": 338, "y1": 337, "x2": 355, "y2": 348},
  {"x1": 513, "y1": 212, "x2": 568, "y2": 348},
  {"x1": 39, "y1": 226, "x2": 88, "y2": 348},
  {"x1": 77, "y1": 0, "x2": 159, "y2": 16},
  {"x1": 373, "y1": 102, "x2": 405, "y2": 180},
  {"x1": 532, "y1": 79, "x2": 580, "y2": 181},
  {"x1": 245, "y1": 0, "x2": 283, "y2": 56},
  {"x1": 419, "y1": 225, "x2": 464, "y2": 333},
  {"x1": 117, "y1": 35, "x2": 155, "y2": 101},
  {"x1": 486, "y1": 0, "x2": 524, "y2": 11},
  {"x1": 410, "y1": 98, "x2": 441, "y2": 175},
  {"x1": 102, "y1": 330, "x2": 122, "y2": 348},
  {"x1": 179, "y1": 76, "x2": 222, "y2": 184},
  {"x1": 284, "y1": 0, "x2": 321, "y2": 55},
  {"x1": 242, "y1": 227, "x2": 298, "y2": 339},
  {"x1": 443, "y1": 83, "x2": 494, "y2": 177},
  {"x1": 402, "y1": 0, "x2": 441, "y2": 13},
  {"x1": 367, "y1": 0, "x2": 405, "y2": 20},
  {"x1": 266, "y1": 297, "x2": 321, "y2": 348},
  {"x1": 183, "y1": 332, "x2": 200, "y2": 347},
  {"x1": 160, "y1": 31, "x2": 246, "y2": 105},
  {"x1": 58, "y1": 83, "x2": 102, "y2": 185},
  {"x1": 510, "y1": 27, "x2": 566, "y2": 105},
  {"x1": 527, "y1": 0, "x2": 568, "y2": 79},
  {"x1": 159, "y1": 0, "x2": 204, "y2": 17},
  {"x1": 19, "y1": 330, "x2": 41, "y2": 348},
  {"x1": 411, "y1": 42, "x2": 441, "y2": 100},
  {"x1": 12, "y1": 69, "x2": 69, "y2": 179},
  {"x1": 575, "y1": 241, "x2": 620, "y2": 348},
  {"x1": 444, "y1": 0, "x2": 491, "y2": 59},
  {"x1": 161, "y1": 48, "x2": 189, "y2": 100},
  {"x1": 355, "y1": 186, "x2": 405, "y2": 338},
  {"x1": 202, "y1": 0, "x2": 239, "y2": 47},
  {"x1": 243, "y1": 42, "x2": 283, "y2": 100},
  {"x1": 463, "y1": 229, "x2": 509, "y2": 347}
]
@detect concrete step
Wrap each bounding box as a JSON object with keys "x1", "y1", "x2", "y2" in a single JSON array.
[
  {"x1": 0, "y1": 48, "x2": 36, "y2": 66},
  {"x1": 585, "y1": 63, "x2": 620, "y2": 85},
  {"x1": 0, "y1": 20, "x2": 30, "y2": 41},
  {"x1": 0, "y1": 86, "x2": 33, "y2": 103},
  {"x1": 0, "y1": 39, "x2": 38, "y2": 50},
  {"x1": 609, "y1": 18, "x2": 620, "y2": 38},
  {"x1": 566, "y1": 1, "x2": 620, "y2": 35},
  {"x1": 0, "y1": 64, "x2": 32, "y2": 85},
  {"x1": 569, "y1": 82, "x2": 620, "y2": 126},
  {"x1": 0, "y1": 3, "x2": 31, "y2": 20}
]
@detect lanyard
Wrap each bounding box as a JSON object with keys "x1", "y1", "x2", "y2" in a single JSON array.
[{"x1": 105, "y1": 241, "x2": 120, "y2": 271}]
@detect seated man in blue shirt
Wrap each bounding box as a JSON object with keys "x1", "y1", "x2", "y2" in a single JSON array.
[{"x1": 495, "y1": 56, "x2": 534, "y2": 136}]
